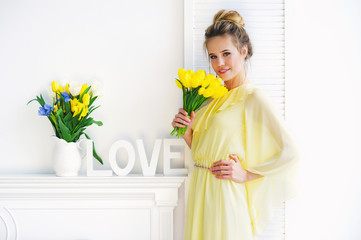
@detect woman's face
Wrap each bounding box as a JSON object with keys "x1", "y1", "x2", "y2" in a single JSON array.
[{"x1": 206, "y1": 34, "x2": 247, "y2": 83}]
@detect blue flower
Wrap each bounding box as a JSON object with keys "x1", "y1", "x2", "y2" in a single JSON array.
[
  {"x1": 38, "y1": 104, "x2": 54, "y2": 116},
  {"x1": 61, "y1": 92, "x2": 71, "y2": 102}
]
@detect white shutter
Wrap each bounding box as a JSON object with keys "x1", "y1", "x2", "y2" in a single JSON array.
[{"x1": 184, "y1": 0, "x2": 287, "y2": 239}]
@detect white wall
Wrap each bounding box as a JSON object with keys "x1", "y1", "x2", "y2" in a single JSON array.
[
  {"x1": 0, "y1": 1, "x2": 186, "y2": 239},
  {"x1": 285, "y1": 0, "x2": 361, "y2": 239},
  {"x1": 0, "y1": 0, "x2": 184, "y2": 174},
  {"x1": 1, "y1": 0, "x2": 361, "y2": 239}
]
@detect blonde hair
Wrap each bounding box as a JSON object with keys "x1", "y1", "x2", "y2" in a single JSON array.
[{"x1": 204, "y1": 9, "x2": 253, "y2": 63}]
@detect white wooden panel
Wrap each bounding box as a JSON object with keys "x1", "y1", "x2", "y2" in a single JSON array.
[
  {"x1": 185, "y1": 0, "x2": 287, "y2": 239},
  {"x1": 0, "y1": 175, "x2": 186, "y2": 240}
]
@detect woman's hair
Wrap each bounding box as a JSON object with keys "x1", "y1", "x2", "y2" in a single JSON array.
[{"x1": 204, "y1": 9, "x2": 253, "y2": 62}]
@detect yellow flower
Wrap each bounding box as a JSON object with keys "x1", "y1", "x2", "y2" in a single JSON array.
[
  {"x1": 70, "y1": 98, "x2": 89, "y2": 119},
  {"x1": 178, "y1": 69, "x2": 186, "y2": 80},
  {"x1": 203, "y1": 86, "x2": 216, "y2": 98},
  {"x1": 65, "y1": 84, "x2": 70, "y2": 94},
  {"x1": 82, "y1": 93, "x2": 90, "y2": 106},
  {"x1": 182, "y1": 72, "x2": 192, "y2": 88},
  {"x1": 187, "y1": 69, "x2": 195, "y2": 78},
  {"x1": 198, "y1": 87, "x2": 206, "y2": 96},
  {"x1": 202, "y1": 74, "x2": 215, "y2": 88},
  {"x1": 80, "y1": 84, "x2": 88, "y2": 96},
  {"x1": 79, "y1": 106, "x2": 89, "y2": 120},
  {"x1": 72, "y1": 102, "x2": 83, "y2": 117},
  {"x1": 70, "y1": 98, "x2": 79, "y2": 112},
  {"x1": 215, "y1": 77, "x2": 223, "y2": 85},
  {"x1": 178, "y1": 69, "x2": 191, "y2": 88},
  {"x1": 191, "y1": 70, "x2": 206, "y2": 88},
  {"x1": 175, "y1": 79, "x2": 182, "y2": 89},
  {"x1": 51, "y1": 81, "x2": 60, "y2": 92}
]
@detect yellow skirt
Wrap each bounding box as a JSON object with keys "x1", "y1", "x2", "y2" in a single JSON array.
[{"x1": 183, "y1": 164, "x2": 258, "y2": 240}]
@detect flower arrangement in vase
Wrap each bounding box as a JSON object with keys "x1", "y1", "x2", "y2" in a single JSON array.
[{"x1": 28, "y1": 81, "x2": 103, "y2": 176}]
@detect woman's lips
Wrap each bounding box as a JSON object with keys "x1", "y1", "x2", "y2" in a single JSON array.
[{"x1": 219, "y1": 69, "x2": 229, "y2": 75}]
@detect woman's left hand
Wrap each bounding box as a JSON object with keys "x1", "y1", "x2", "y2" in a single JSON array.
[{"x1": 209, "y1": 154, "x2": 248, "y2": 183}]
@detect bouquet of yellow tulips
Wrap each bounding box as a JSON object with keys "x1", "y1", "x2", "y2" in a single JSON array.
[
  {"x1": 170, "y1": 69, "x2": 228, "y2": 138},
  {"x1": 28, "y1": 81, "x2": 104, "y2": 164}
]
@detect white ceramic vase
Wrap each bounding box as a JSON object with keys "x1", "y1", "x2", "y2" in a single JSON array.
[{"x1": 52, "y1": 137, "x2": 82, "y2": 177}]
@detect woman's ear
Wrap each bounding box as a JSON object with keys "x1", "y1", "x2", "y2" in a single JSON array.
[{"x1": 240, "y1": 45, "x2": 248, "y2": 58}]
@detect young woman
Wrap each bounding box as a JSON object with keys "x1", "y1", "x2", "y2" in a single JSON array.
[{"x1": 172, "y1": 9, "x2": 299, "y2": 240}]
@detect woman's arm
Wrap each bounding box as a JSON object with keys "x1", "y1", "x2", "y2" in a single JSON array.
[
  {"x1": 245, "y1": 170, "x2": 264, "y2": 182},
  {"x1": 182, "y1": 128, "x2": 193, "y2": 149}
]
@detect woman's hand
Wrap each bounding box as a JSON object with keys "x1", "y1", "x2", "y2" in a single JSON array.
[
  {"x1": 209, "y1": 154, "x2": 248, "y2": 183},
  {"x1": 172, "y1": 108, "x2": 195, "y2": 148},
  {"x1": 171, "y1": 108, "x2": 195, "y2": 135}
]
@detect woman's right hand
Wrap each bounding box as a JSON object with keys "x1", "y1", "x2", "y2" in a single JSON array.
[
  {"x1": 172, "y1": 108, "x2": 195, "y2": 148},
  {"x1": 172, "y1": 108, "x2": 195, "y2": 131}
]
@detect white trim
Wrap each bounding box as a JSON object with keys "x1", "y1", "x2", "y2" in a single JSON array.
[{"x1": 184, "y1": 0, "x2": 194, "y2": 69}]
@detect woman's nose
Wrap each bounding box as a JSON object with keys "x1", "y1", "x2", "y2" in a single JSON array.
[{"x1": 217, "y1": 57, "x2": 225, "y2": 66}]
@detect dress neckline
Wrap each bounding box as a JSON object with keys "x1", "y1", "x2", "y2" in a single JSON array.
[{"x1": 227, "y1": 82, "x2": 253, "y2": 92}]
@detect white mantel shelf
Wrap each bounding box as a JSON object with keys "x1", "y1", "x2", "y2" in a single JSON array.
[{"x1": 0, "y1": 174, "x2": 187, "y2": 240}]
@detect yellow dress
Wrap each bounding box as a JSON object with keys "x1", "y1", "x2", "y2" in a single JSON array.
[{"x1": 183, "y1": 82, "x2": 299, "y2": 240}]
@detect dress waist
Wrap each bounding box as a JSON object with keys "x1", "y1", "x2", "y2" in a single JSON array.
[{"x1": 194, "y1": 162, "x2": 210, "y2": 170}]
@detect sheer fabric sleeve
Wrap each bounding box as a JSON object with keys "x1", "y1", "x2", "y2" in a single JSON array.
[{"x1": 243, "y1": 88, "x2": 300, "y2": 236}]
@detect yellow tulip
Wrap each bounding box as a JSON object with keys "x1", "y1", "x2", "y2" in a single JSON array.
[
  {"x1": 175, "y1": 79, "x2": 182, "y2": 89},
  {"x1": 182, "y1": 72, "x2": 192, "y2": 88},
  {"x1": 65, "y1": 84, "x2": 70, "y2": 94},
  {"x1": 58, "y1": 85, "x2": 64, "y2": 93},
  {"x1": 72, "y1": 102, "x2": 83, "y2": 117},
  {"x1": 191, "y1": 70, "x2": 206, "y2": 88},
  {"x1": 51, "y1": 81, "x2": 59, "y2": 92},
  {"x1": 187, "y1": 69, "x2": 195, "y2": 78},
  {"x1": 79, "y1": 106, "x2": 89, "y2": 120},
  {"x1": 80, "y1": 84, "x2": 88, "y2": 96},
  {"x1": 203, "y1": 86, "x2": 216, "y2": 98},
  {"x1": 70, "y1": 99, "x2": 79, "y2": 112},
  {"x1": 198, "y1": 87, "x2": 206, "y2": 96},
  {"x1": 178, "y1": 69, "x2": 186, "y2": 81},
  {"x1": 202, "y1": 74, "x2": 215, "y2": 88},
  {"x1": 215, "y1": 77, "x2": 223, "y2": 85},
  {"x1": 82, "y1": 93, "x2": 90, "y2": 106},
  {"x1": 178, "y1": 69, "x2": 191, "y2": 88}
]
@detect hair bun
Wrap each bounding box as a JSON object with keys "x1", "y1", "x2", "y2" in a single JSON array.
[{"x1": 213, "y1": 9, "x2": 245, "y2": 28}]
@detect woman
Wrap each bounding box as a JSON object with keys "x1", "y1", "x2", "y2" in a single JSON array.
[{"x1": 172, "y1": 9, "x2": 299, "y2": 240}]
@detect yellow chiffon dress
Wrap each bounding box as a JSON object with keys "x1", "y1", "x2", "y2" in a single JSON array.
[{"x1": 183, "y1": 82, "x2": 299, "y2": 240}]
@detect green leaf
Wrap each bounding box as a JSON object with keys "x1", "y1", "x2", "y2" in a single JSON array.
[
  {"x1": 91, "y1": 120, "x2": 103, "y2": 126},
  {"x1": 89, "y1": 96, "x2": 98, "y2": 107},
  {"x1": 72, "y1": 127, "x2": 86, "y2": 141},
  {"x1": 83, "y1": 133, "x2": 103, "y2": 165},
  {"x1": 63, "y1": 112, "x2": 73, "y2": 123},
  {"x1": 58, "y1": 119, "x2": 72, "y2": 142},
  {"x1": 87, "y1": 105, "x2": 100, "y2": 115},
  {"x1": 27, "y1": 94, "x2": 45, "y2": 107}
]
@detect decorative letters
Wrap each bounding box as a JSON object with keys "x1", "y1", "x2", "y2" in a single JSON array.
[{"x1": 85, "y1": 138, "x2": 190, "y2": 177}]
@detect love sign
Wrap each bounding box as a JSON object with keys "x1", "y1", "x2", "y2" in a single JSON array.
[{"x1": 83, "y1": 138, "x2": 191, "y2": 177}]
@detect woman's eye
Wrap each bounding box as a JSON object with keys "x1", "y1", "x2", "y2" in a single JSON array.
[
  {"x1": 210, "y1": 55, "x2": 217, "y2": 59},
  {"x1": 224, "y1": 52, "x2": 230, "y2": 56}
]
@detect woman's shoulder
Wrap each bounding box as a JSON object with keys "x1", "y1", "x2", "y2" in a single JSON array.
[
  {"x1": 245, "y1": 86, "x2": 280, "y2": 116},
  {"x1": 245, "y1": 85, "x2": 271, "y2": 103}
]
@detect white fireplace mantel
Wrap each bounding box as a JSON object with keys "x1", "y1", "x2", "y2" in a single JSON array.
[{"x1": 0, "y1": 174, "x2": 187, "y2": 240}]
